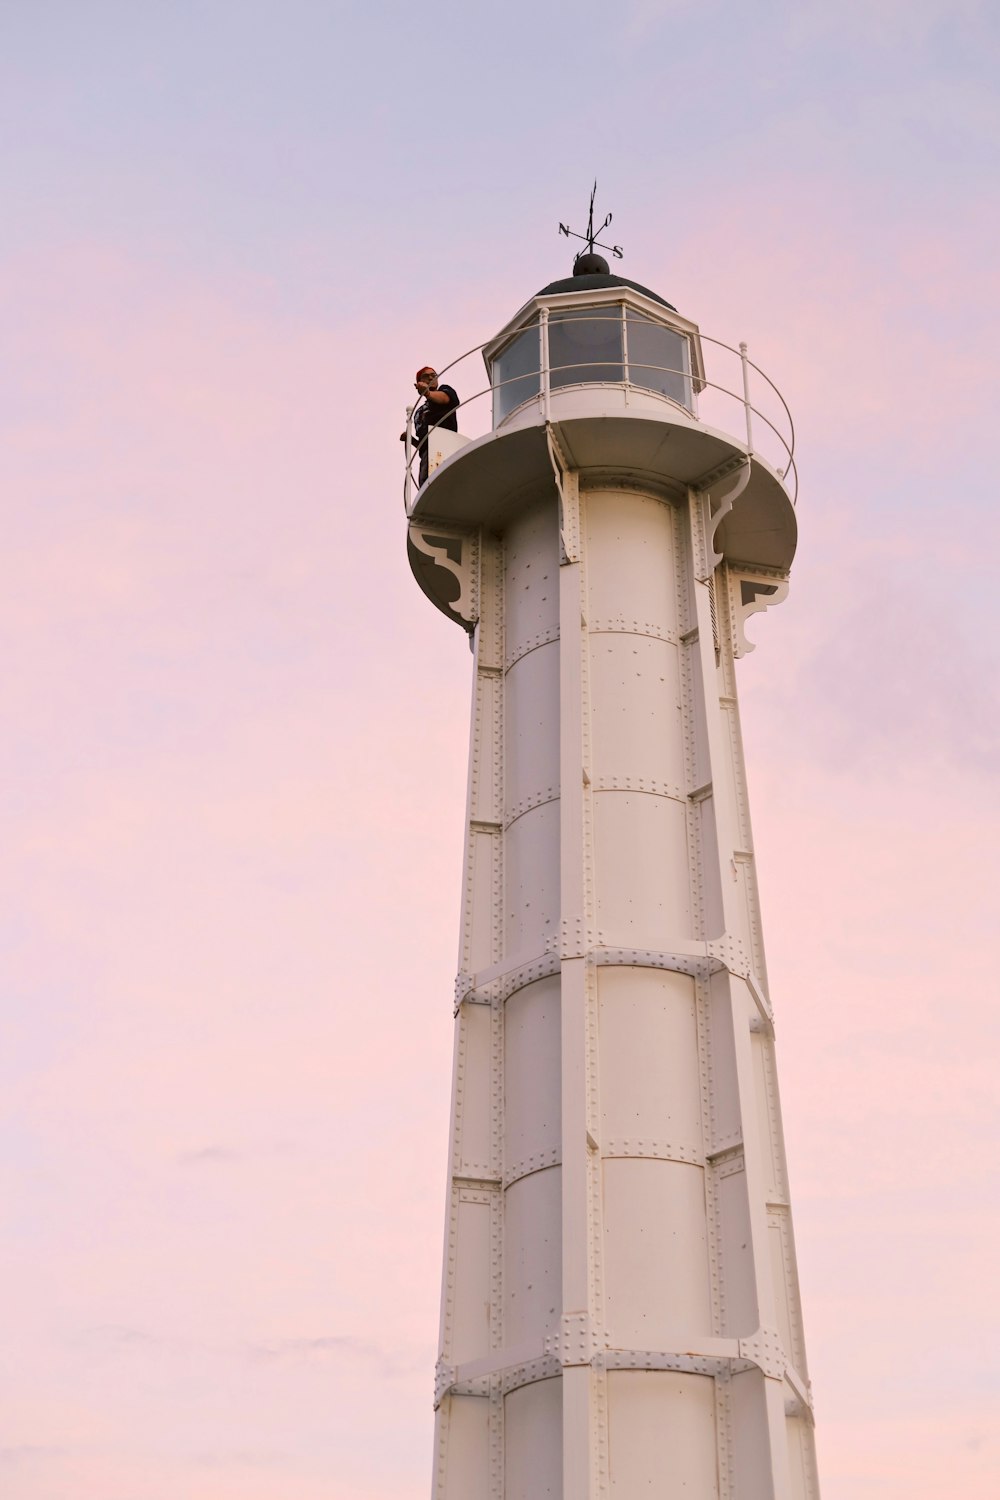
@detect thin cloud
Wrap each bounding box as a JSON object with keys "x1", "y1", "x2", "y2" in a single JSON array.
[
  {"x1": 177, "y1": 1145, "x2": 244, "y2": 1165},
  {"x1": 0, "y1": 1446, "x2": 70, "y2": 1465},
  {"x1": 245, "y1": 1334, "x2": 426, "y2": 1379},
  {"x1": 247, "y1": 1333, "x2": 374, "y2": 1363},
  {"x1": 192, "y1": 1449, "x2": 288, "y2": 1469}
]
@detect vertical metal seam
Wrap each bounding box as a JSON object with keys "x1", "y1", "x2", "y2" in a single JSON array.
[
  {"x1": 433, "y1": 1399, "x2": 451, "y2": 1500},
  {"x1": 491, "y1": 533, "x2": 506, "y2": 1500},
  {"x1": 678, "y1": 498, "x2": 705, "y2": 943},
  {"x1": 578, "y1": 489, "x2": 608, "y2": 1499},
  {"x1": 715, "y1": 1367, "x2": 734, "y2": 1500},
  {"x1": 700, "y1": 972, "x2": 724, "y2": 1342},
  {"x1": 594, "y1": 1363, "x2": 610, "y2": 1499},
  {"x1": 489, "y1": 1377, "x2": 504, "y2": 1499},
  {"x1": 689, "y1": 489, "x2": 732, "y2": 1488}
]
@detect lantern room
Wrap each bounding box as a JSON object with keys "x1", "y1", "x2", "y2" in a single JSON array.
[
  {"x1": 485, "y1": 272, "x2": 706, "y2": 430},
  {"x1": 405, "y1": 263, "x2": 799, "y2": 630}
]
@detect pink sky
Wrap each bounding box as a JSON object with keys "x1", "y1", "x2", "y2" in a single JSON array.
[{"x1": 1, "y1": 4, "x2": 998, "y2": 1496}]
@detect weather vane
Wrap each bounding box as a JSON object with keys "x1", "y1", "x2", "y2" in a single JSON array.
[{"x1": 559, "y1": 180, "x2": 623, "y2": 261}]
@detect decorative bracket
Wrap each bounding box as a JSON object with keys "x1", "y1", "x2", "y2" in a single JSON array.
[
  {"x1": 698, "y1": 457, "x2": 752, "y2": 574},
  {"x1": 408, "y1": 523, "x2": 480, "y2": 628},
  {"x1": 727, "y1": 568, "x2": 789, "y2": 657}
]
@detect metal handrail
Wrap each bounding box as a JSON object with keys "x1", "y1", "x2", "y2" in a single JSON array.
[
  {"x1": 405, "y1": 365, "x2": 796, "y2": 508},
  {"x1": 405, "y1": 325, "x2": 797, "y2": 514},
  {"x1": 697, "y1": 332, "x2": 797, "y2": 476}
]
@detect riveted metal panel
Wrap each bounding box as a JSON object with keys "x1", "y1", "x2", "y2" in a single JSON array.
[
  {"x1": 461, "y1": 585, "x2": 504, "y2": 979},
  {"x1": 450, "y1": 1194, "x2": 496, "y2": 1366},
  {"x1": 504, "y1": 803, "x2": 560, "y2": 954},
  {"x1": 588, "y1": 634, "x2": 685, "y2": 790},
  {"x1": 602, "y1": 1159, "x2": 710, "y2": 1346},
  {"x1": 681, "y1": 617, "x2": 728, "y2": 943},
  {"x1": 505, "y1": 500, "x2": 560, "y2": 646},
  {"x1": 606, "y1": 1370, "x2": 718, "y2": 1496},
  {"x1": 697, "y1": 968, "x2": 725, "y2": 1348},
  {"x1": 596, "y1": 966, "x2": 702, "y2": 1149},
  {"x1": 786, "y1": 1410, "x2": 820, "y2": 1500},
  {"x1": 730, "y1": 1368, "x2": 771, "y2": 1500},
  {"x1": 695, "y1": 792, "x2": 727, "y2": 941},
  {"x1": 733, "y1": 851, "x2": 766, "y2": 987},
  {"x1": 504, "y1": 641, "x2": 560, "y2": 819},
  {"x1": 464, "y1": 830, "x2": 502, "y2": 978},
  {"x1": 438, "y1": 1394, "x2": 490, "y2": 1500},
  {"x1": 505, "y1": 1377, "x2": 563, "y2": 1499},
  {"x1": 682, "y1": 630, "x2": 712, "y2": 793},
  {"x1": 458, "y1": 1001, "x2": 495, "y2": 1179},
  {"x1": 751, "y1": 1026, "x2": 788, "y2": 1206},
  {"x1": 471, "y1": 668, "x2": 502, "y2": 824},
  {"x1": 489, "y1": 1381, "x2": 504, "y2": 1500},
  {"x1": 768, "y1": 1209, "x2": 805, "y2": 1380},
  {"x1": 584, "y1": 490, "x2": 678, "y2": 632},
  {"x1": 561, "y1": 1365, "x2": 593, "y2": 1500},
  {"x1": 592, "y1": 791, "x2": 692, "y2": 944},
  {"x1": 504, "y1": 1167, "x2": 562, "y2": 1347},
  {"x1": 707, "y1": 968, "x2": 742, "y2": 1149},
  {"x1": 720, "y1": 697, "x2": 751, "y2": 850},
  {"x1": 478, "y1": 532, "x2": 505, "y2": 669},
  {"x1": 504, "y1": 976, "x2": 562, "y2": 1179},
  {"x1": 715, "y1": 1159, "x2": 759, "y2": 1337}
]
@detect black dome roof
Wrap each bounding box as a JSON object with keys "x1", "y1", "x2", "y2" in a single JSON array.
[{"x1": 536, "y1": 271, "x2": 676, "y2": 311}]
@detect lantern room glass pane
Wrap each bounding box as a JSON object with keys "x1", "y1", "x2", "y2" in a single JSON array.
[
  {"x1": 548, "y1": 307, "x2": 624, "y2": 388},
  {"x1": 493, "y1": 321, "x2": 540, "y2": 423},
  {"x1": 626, "y1": 312, "x2": 692, "y2": 410}
]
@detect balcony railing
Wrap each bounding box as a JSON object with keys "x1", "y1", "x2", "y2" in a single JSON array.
[{"x1": 403, "y1": 320, "x2": 796, "y2": 517}]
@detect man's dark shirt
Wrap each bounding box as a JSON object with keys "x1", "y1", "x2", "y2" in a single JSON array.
[{"x1": 414, "y1": 384, "x2": 460, "y2": 482}]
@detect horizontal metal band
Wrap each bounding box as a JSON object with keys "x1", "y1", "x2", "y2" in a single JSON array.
[
  {"x1": 503, "y1": 1145, "x2": 560, "y2": 1188},
  {"x1": 588, "y1": 615, "x2": 680, "y2": 644},
  {"x1": 591, "y1": 775, "x2": 687, "y2": 803},
  {"x1": 602, "y1": 1136, "x2": 703, "y2": 1165},
  {"x1": 593, "y1": 945, "x2": 709, "y2": 977},
  {"x1": 504, "y1": 788, "x2": 560, "y2": 829},
  {"x1": 435, "y1": 1331, "x2": 812, "y2": 1409},
  {"x1": 601, "y1": 1348, "x2": 728, "y2": 1377},
  {"x1": 504, "y1": 625, "x2": 560, "y2": 672},
  {"x1": 435, "y1": 1345, "x2": 561, "y2": 1407},
  {"x1": 455, "y1": 949, "x2": 561, "y2": 1011},
  {"x1": 455, "y1": 940, "x2": 758, "y2": 1013}
]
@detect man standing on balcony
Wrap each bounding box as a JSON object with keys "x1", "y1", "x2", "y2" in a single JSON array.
[{"x1": 406, "y1": 366, "x2": 460, "y2": 485}]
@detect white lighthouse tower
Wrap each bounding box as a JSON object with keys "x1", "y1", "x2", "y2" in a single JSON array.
[{"x1": 406, "y1": 227, "x2": 819, "y2": 1499}]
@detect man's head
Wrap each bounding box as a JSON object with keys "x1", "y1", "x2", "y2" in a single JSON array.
[{"x1": 415, "y1": 365, "x2": 438, "y2": 393}]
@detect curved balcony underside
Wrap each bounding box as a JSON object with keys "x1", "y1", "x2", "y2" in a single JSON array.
[{"x1": 407, "y1": 405, "x2": 797, "y2": 627}]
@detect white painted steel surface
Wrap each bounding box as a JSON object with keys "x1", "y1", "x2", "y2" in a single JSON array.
[{"x1": 412, "y1": 279, "x2": 818, "y2": 1500}]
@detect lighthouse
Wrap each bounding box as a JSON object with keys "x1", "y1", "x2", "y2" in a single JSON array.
[{"x1": 405, "y1": 223, "x2": 819, "y2": 1499}]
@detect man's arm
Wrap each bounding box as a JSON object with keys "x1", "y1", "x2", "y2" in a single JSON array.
[{"x1": 423, "y1": 384, "x2": 459, "y2": 417}]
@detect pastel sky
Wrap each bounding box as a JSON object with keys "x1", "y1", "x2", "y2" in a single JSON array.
[{"x1": 1, "y1": 3, "x2": 998, "y2": 1497}]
